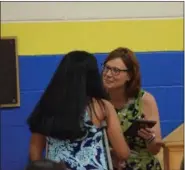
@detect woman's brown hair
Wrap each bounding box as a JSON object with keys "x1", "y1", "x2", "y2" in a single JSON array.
[{"x1": 104, "y1": 47, "x2": 141, "y2": 99}]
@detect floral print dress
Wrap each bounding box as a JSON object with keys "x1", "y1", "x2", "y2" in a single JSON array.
[
  {"x1": 116, "y1": 90, "x2": 162, "y2": 170},
  {"x1": 46, "y1": 112, "x2": 108, "y2": 170}
]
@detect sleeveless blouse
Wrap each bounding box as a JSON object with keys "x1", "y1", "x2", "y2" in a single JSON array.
[{"x1": 116, "y1": 90, "x2": 162, "y2": 170}]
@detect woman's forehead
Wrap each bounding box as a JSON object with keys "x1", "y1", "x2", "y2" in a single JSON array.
[{"x1": 106, "y1": 58, "x2": 126, "y2": 68}]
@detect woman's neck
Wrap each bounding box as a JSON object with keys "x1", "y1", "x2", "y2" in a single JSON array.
[{"x1": 108, "y1": 88, "x2": 127, "y2": 109}]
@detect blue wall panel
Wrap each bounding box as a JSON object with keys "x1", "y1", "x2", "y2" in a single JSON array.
[
  {"x1": 1, "y1": 91, "x2": 43, "y2": 126},
  {"x1": 19, "y1": 56, "x2": 60, "y2": 91},
  {"x1": 138, "y1": 51, "x2": 184, "y2": 87},
  {"x1": 144, "y1": 86, "x2": 184, "y2": 122},
  {"x1": 1, "y1": 51, "x2": 184, "y2": 170}
]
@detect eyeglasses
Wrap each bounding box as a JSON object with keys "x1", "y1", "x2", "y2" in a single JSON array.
[{"x1": 102, "y1": 64, "x2": 129, "y2": 76}]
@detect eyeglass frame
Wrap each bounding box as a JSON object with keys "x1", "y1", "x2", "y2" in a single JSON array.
[{"x1": 101, "y1": 63, "x2": 129, "y2": 76}]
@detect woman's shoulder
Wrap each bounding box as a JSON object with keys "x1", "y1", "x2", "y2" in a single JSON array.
[
  {"x1": 141, "y1": 90, "x2": 157, "y2": 105},
  {"x1": 89, "y1": 98, "x2": 115, "y2": 122},
  {"x1": 141, "y1": 91, "x2": 159, "y2": 117},
  {"x1": 92, "y1": 98, "x2": 114, "y2": 110}
]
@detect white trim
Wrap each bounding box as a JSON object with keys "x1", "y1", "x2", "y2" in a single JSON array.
[{"x1": 1, "y1": 16, "x2": 183, "y2": 24}]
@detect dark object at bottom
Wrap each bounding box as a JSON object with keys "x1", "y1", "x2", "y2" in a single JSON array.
[
  {"x1": 180, "y1": 157, "x2": 184, "y2": 170},
  {"x1": 25, "y1": 159, "x2": 69, "y2": 170}
]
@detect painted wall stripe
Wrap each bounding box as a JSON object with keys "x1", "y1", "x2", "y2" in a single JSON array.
[{"x1": 1, "y1": 18, "x2": 183, "y2": 55}]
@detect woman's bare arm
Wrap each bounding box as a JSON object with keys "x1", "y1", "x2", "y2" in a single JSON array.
[
  {"x1": 29, "y1": 133, "x2": 46, "y2": 161},
  {"x1": 141, "y1": 92, "x2": 163, "y2": 155},
  {"x1": 104, "y1": 100, "x2": 130, "y2": 160}
]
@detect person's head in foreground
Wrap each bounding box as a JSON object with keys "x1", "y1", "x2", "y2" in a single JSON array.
[{"x1": 25, "y1": 159, "x2": 68, "y2": 170}]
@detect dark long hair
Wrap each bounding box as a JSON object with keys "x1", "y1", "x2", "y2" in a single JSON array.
[{"x1": 27, "y1": 51, "x2": 108, "y2": 141}]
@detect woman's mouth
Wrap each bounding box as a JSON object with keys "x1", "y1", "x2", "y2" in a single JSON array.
[{"x1": 104, "y1": 79, "x2": 113, "y2": 84}]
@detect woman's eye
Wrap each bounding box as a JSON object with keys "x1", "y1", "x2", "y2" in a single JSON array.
[{"x1": 113, "y1": 68, "x2": 119, "y2": 73}]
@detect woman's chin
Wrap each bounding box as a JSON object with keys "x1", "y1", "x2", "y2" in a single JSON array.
[{"x1": 104, "y1": 84, "x2": 115, "y2": 91}]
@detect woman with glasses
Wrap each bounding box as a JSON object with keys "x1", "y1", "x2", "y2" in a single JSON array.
[{"x1": 102, "y1": 47, "x2": 163, "y2": 170}]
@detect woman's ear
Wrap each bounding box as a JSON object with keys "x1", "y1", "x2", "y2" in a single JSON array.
[{"x1": 126, "y1": 73, "x2": 131, "y2": 81}]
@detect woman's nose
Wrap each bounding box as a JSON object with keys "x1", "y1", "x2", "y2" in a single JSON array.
[{"x1": 106, "y1": 69, "x2": 113, "y2": 76}]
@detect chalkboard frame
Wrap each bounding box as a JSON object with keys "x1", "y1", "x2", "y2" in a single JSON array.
[{"x1": 0, "y1": 36, "x2": 20, "y2": 108}]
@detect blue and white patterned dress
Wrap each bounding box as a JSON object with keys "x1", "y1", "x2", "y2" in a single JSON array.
[{"x1": 46, "y1": 112, "x2": 108, "y2": 170}]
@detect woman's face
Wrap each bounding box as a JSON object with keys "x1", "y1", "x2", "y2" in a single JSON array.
[{"x1": 102, "y1": 58, "x2": 130, "y2": 91}]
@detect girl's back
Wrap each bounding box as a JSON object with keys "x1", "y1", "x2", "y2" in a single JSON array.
[
  {"x1": 46, "y1": 99, "x2": 130, "y2": 170},
  {"x1": 47, "y1": 110, "x2": 108, "y2": 170}
]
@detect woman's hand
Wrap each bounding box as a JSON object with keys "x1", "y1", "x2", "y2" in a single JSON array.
[
  {"x1": 138, "y1": 127, "x2": 155, "y2": 142},
  {"x1": 111, "y1": 149, "x2": 126, "y2": 170}
]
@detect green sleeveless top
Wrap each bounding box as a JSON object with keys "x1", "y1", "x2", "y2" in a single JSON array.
[{"x1": 116, "y1": 90, "x2": 162, "y2": 170}]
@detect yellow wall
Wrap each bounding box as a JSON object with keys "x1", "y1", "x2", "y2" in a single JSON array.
[{"x1": 1, "y1": 18, "x2": 183, "y2": 55}]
